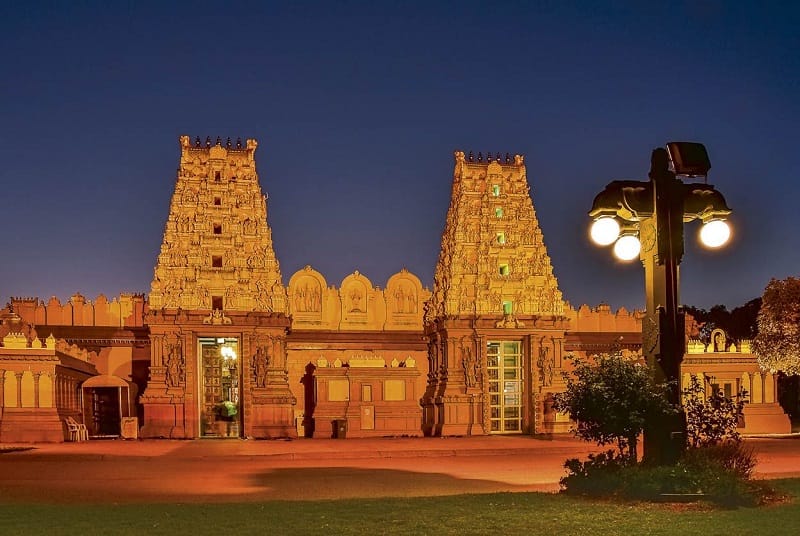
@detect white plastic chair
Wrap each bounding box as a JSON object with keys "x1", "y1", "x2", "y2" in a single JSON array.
[{"x1": 66, "y1": 416, "x2": 89, "y2": 441}]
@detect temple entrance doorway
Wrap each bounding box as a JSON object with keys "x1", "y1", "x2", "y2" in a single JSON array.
[
  {"x1": 487, "y1": 341, "x2": 523, "y2": 433},
  {"x1": 89, "y1": 387, "x2": 121, "y2": 437},
  {"x1": 198, "y1": 337, "x2": 241, "y2": 438},
  {"x1": 81, "y1": 375, "x2": 134, "y2": 438}
]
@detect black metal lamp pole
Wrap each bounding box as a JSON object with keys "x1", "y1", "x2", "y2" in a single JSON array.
[
  {"x1": 641, "y1": 147, "x2": 687, "y2": 465},
  {"x1": 589, "y1": 143, "x2": 732, "y2": 466}
]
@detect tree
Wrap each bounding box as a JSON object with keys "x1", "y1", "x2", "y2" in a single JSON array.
[
  {"x1": 730, "y1": 298, "x2": 761, "y2": 342},
  {"x1": 753, "y1": 277, "x2": 800, "y2": 375},
  {"x1": 553, "y1": 352, "x2": 676, "y2": 463},
  {"x1": 684, "y1": 298, "x2": 761, "y2": 344}
]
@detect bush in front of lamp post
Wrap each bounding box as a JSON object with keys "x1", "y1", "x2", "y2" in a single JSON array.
[
  {"x1": 560, "y1": 444, "x2": 769, "y2": 506},
  {"x1": 555, "y1": 352, "x2": 779, "y2": 506},
  {"x1": 553, "y1": 352, "x2": 677, "y2": 465}
]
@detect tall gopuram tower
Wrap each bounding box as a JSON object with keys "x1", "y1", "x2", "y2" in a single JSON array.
[
  {"x1": 141, "y1": 135, "x2": 295, "y2": 439},
  {"x1": 422, "y1": 151, "x2": 570, "y2": 436}
]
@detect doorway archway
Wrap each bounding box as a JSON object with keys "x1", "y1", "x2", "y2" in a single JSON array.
[{"x1": 198, "y1": 337, "x2": 241, "y2": 437}]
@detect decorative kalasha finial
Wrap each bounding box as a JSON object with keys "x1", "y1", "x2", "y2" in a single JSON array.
[
  {"x1": 236, "y1": 138, "x2": 242, "y2": 148},
  {"x1": 195, "y1": 136, "x2": 201, "y2": 147},
  {"x1": 487, "y1": 151, "x2": 492, "y2": 162},
  {"x1": 496, "y1": 152, "x2": 501, "y2": 162},
  {"x1": 226, "y1": 137, "x2": 232, "y2": 148},
  {"x1": 477, "y1": 152, "x2": 483, "y2": 162},
  {"x1": 468, "y1": 151, "x2": 474, "y2": 162},
  {"x1": 215, "y1": 136, "x2": 222, "y2": 146},
  {"x1": 505, "y1": 152, "x2": 510, "y2": 163},
  {"x1": 205, "y1": 136, "x2": 212, "y2": 147}
]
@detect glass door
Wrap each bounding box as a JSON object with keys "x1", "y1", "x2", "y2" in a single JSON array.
[
  {"x1": 198, "y1": 337, "x2": 240, "y2": 437},
  {"x1": 487, "y1": 341, "x2": 523, "y2": 433}
]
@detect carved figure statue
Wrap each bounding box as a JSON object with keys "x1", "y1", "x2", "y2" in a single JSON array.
[
  {"x1": 165, "y1": 343, "x2": 184, "y2": 387},
  {"x1": 537, "y1": 345, "x2": 554, "y2": 387},
  {"x1": 462, "y1": 343, "x2": 477, "y2": 388},
  {"x1": 225, "y1": 285, "x2": 238, "y2": 309},
  {"x1": 406, "y1": 289, "x2": 417, "y2": 313},
  {"x1": 394, "y1": 286, "x2": 406, "y2": 313},
  {"x1": 349, "y1": 288, "x2": 363, "y2": 312},
  {"x1": 253, "y1": 345, "x2": 270, "y2": 388},
  {"x1": 294, "y1": 281, "x2": 321, "y2": 313},
  {"x1": 712, "y1": 330, "x2": 727, "y2": 353},
  {"x1": 255, "y1": 279, "x2": 273, "y2": 312}
]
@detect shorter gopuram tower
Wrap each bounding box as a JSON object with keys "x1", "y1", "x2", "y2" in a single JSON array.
[
  {"x1": 422, "y1": 151, "x2": 569, "y2": 436},
  {"x1": 141, "y1": 135, "x2": 295, "y2": 439}
]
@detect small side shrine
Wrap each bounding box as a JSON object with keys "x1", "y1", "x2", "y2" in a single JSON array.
[
  {"x1": 0, "y1": 309, "x2": 98, "y2": 442},
  {"x1": 682, "y1": 328, "x2": 791, "y2": 435}
]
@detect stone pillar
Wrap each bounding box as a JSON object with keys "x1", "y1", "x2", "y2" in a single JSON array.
[
  {"x1": 33, "y1": 372, "x2": 41, "y2": 408},
  {"x1": 436, "y1": 329, "x2": 483, "y2": 437},
  {"x1": 141, "y1": 330, "x2": 189, "y2": 439},
  {"x1": 15, "y1": 372, "x2": 23, "y2": 407},
  {"x1": 51, "y1": 372, "x2": 57, "y2": 410},
  {"x1": 247, "y1": 332, "x2": 297, "y2": 439}
]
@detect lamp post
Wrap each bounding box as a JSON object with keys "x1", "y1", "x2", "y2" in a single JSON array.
[{"x1": 589, "y1": 142, "x2": 732, "y2": 465}]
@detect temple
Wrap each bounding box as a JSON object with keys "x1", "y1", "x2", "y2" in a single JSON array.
[{"x1": 0, "y1": 138, "x2": 790, "y2": 442}]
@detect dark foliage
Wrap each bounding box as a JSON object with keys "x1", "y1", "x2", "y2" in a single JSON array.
[
  {"x1": 559, "y1": 356, "x2": 774, "y2": 506},
  {"x1": 560, "y1": 443, "x2": 765, "y2": 506},
  {"x1": 552, "y1": 353, "x2": 676, "y2": 463},
  {"x1": 684, "y1": 298, "x2": 761, "y2": 345},
  {"x1": 683, "y1": 376, "x2": 747, "y2": 448}
]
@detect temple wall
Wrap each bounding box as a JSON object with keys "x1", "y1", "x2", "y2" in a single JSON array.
[
  {"x1": 566, "y1": 303, "x2": 641, "y2": 333},
  {"x1": 311, "y1": 359, "x2": 422, "y2": 438},
  {"x1": 96, "y1": 346, "x2": 139, "y2": 378},
  {"x1": 286, "y1": 267, "x2": 430, "y2": 437},
  {"x1": 11, "y1": 293, "x2": 146, "y2": 328}
]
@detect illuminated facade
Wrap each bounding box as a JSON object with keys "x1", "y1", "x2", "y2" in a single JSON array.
[
  {"x1": 1, "y1": 137, "x2": 787, "y2": 442},
  {"x1": 141, "y1": 135, "x2": 295, "y2": 439},
  {"x1": 422, "y1": 152, "x2": 569, "y2": 436}
]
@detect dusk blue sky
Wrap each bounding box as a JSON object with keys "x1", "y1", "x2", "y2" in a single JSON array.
[{"x1": 1, "y1": 2, "x2": 798, "y2": 311}]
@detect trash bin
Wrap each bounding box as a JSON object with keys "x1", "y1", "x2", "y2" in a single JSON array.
[{"x1": 333, "y1": 419, "x2": 347, "y2": 439}]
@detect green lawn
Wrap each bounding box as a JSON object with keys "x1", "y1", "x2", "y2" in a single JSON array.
[{"x1": 2, "y1": 479, "x2": 799, "y2": 536}]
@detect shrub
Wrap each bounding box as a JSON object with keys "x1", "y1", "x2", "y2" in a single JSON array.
[
  {"x1": 682, "y1": 442, "x2": 756, "y2": 481},
  {"x1": 560, "y1": 442, "x2": 770, "y2": 506},
  {"x1": 680, "y1": 442, "x2": 764, "y2": 506},
  {"x1": 559, "y1": 450, "x2": 628, "y2": 496},
  {"x1": 557, "y1": 353, "x2": 775, "y2": 506},
  {"x1": 553, "y1": 352, "x2": 677, "y2": 463},
  {"x1": 683, "y1": 375, "x2": 747, "y2": 448}
]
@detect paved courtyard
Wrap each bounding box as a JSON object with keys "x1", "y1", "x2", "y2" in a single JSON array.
[{"x1": 1, "y1": 436, "x2": 798, "y2": 504}]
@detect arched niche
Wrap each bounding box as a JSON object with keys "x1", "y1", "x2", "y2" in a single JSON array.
[
  {"x1": 384, "y1": 269, "x2": 428, "y2": 330},
  {"x1": 339, "y1": 271, "x2": 381, "y2": 328},
  {"x1": 21, "y1": 371, "x2": 35, "y2": 407},
  {"x1": 385, "y1": 269, "x2": 422, "y2": 315},
  {"x1": 4, "y1": 371, "x2": 17, "y2": 407},
  {"x1": 288, "y1": 266, "x2": 327, "y2": 319},
  {"x1": 710, "y1": 328, "x2": 727, "y2": 353}
]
